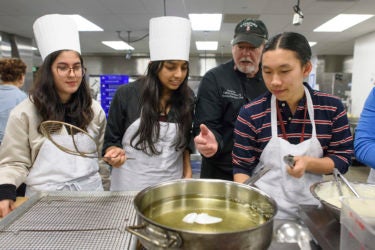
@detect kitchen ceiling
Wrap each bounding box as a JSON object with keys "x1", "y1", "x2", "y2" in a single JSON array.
[{"x1": 0, "y1": 0, "x2": 374, "y2": 57}]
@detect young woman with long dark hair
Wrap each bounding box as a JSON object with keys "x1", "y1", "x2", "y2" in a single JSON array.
[
  {"x1": 0, "y1": 14, "x2": 106, "y2": 218},
  {"x1": 103, "y1": 16, "x2": 194, "y2": 191}
]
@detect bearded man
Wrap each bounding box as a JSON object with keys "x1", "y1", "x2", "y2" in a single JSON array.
[{"x1": 193, "y1": 19, "x2": 269, "y2": 181}]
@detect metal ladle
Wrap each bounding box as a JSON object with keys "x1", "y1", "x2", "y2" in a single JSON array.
[
  {"x1": 333, "y1": 168, "x2": 360, "y2": 198},
  {"x1": 275, "y1": 221, "x2": 312, "y2": 250}
]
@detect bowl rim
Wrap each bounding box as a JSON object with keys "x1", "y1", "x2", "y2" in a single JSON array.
[{"x1": 310, "y1": 180, "x2": 375, "y2": 216}]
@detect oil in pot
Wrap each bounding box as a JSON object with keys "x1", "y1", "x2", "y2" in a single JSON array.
[{"x1": 142, "y1": 194, "x2": 269, "y2": 233}]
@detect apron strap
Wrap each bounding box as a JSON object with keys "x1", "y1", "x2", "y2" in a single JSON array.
[{"x1": 271, "y1": 86, "x2": 317, "y2": 138}]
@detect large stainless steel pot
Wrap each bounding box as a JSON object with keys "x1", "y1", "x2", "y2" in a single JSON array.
[
  {"x1": 310, "y1": 180, "x2": 375, "y2": 220},
  {"x1": 126, "y1": 179, "x2": 277, "y2": 250}
]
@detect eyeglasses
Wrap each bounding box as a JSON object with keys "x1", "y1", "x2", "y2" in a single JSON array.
[{"x1": 56, "y1": 65, "x2": 86, "y2": 77}]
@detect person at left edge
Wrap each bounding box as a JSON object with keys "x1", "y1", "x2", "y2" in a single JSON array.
[
  {"x1": 0, "y1": 58, "x2": 28, "y2": 197},
  {"x1": 0, "y1": 14, "x2": 106, "y2": 218},
  {"x1": 103, "y1": 16, "x2": 194, "y2": 191},
  {"x1": 232, "y1": 32, "x2": 353, "y2": 220},
  {"x1": 0, "y1": 58, "x2": 27, "y2": 145}
]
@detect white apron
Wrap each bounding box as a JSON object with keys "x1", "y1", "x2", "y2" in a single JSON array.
[
  {"x1": 254, "y1": 86, "x2": 323, "y2": 220},
  {"x1": 25, "y1": 129, "x2": 103, "y2": 197},
  {"x1": 110, "y1": 118, "x2": 183, "y2": 191}
]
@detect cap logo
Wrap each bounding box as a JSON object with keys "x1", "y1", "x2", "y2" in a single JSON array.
[{"x1": 241, "y1": 21, "x2": 258, "y2": 32}]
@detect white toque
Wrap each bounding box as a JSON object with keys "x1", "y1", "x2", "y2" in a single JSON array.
[
  {"x1": 33, "y1": 14, "x2": 81, "y2": 60},
  {"x1": 149, "y1": 16, "x2": 191, "y2": 61}
]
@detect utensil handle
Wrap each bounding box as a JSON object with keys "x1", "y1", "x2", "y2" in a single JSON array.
[
  {"x1": 333, "y1": 168, "x2": 344, "y2": 196},
  {"x1": 244, "y1": 166, "x2": 272, "y2": 186},
  {"x1": 336, "y1": 170, "x2": 360, "y2": 198}
]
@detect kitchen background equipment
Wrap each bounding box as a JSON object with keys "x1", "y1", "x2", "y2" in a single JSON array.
[
  {"x1": 0, "y1": 191, "x2": 138, "y2": 249},
  {"x1": 40, "y1": 120, "x2": 131, "y2": 160},
  {"x1": 127, "y1": 179, "x2": 277, "y2": 250}
]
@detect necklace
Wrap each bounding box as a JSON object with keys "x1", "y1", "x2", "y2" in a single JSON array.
[{"x1": 276, "y1": 100, "x2": 307, "y2": 143}]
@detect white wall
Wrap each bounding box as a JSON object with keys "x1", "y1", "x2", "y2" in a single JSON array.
[{"x1": 351, "y1": 32, "x2": 375, "y2": 117}]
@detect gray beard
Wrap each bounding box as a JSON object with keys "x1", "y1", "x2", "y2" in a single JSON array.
[{"x1": 237, "y1": 64, "x2": 256, "y2": 75}]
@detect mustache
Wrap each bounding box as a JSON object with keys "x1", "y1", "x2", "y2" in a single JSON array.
[{"x1": 239, "y1": 57, "x2": 254, "y2": 63}]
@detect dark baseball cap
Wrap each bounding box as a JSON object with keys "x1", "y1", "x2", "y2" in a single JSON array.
[{"x1": 232, "y1": 19, "x2": 268, "y2": 47}]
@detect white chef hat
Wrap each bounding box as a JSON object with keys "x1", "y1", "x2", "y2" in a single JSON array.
[
  {"x1": 33, "y1": 14, "x2": 81, "y2": 60},
  {"x1": 149, "y1": 16, "x2": 191, "y2": 61}
]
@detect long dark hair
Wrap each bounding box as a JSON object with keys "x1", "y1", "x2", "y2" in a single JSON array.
[
  {"x1": 131, "y1": 61, "x2": 193, "y2": 155},
  {"x1": 29, "y1": 50, "x2": 93, "y2": 130},
  {"x1": 263, "y1": 32, "x2": 311, "y2": 66}
]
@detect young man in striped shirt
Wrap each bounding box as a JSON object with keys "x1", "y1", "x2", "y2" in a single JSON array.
[{"x1": 233, "y1": 32, "x2": 353, "y2": 220}]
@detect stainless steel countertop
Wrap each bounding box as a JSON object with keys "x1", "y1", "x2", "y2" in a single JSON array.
[{"x1": 0, "y1": 191, "x2": 330, "y2": 250}]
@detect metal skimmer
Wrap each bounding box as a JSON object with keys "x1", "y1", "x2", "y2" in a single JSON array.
[{"x1": 0, "y1": 191, "x2": 138, "y2": 249}]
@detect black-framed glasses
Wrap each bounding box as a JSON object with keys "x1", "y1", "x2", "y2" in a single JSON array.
[{"x1": 56, "y1": 65, "x2": 86, "y2": 77}]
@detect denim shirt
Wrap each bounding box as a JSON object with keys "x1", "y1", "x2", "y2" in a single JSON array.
[{"x1": 0, "y1": 84, "x2": 27, "y2": 142}]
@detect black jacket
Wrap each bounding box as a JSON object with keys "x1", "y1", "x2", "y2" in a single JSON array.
[{"x1": 193, "y1": 60, "x2": 267, "y2": 174}]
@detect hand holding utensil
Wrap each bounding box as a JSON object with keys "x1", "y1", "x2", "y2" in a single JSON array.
[
  {"x1": 283, "y1": 154, "x2": 295, "y2": 169},
  {"x1": 40, "y1": 120, "x2": 134, "y2": 160}
]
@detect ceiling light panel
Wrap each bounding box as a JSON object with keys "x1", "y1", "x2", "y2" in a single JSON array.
[
  {"x1": 102, "y1": 41, "x2": 134, "y2": 50},
  {"x1": 309, "y1": 42, "x2": 317, "y2": 47},
  {"x1": 314, "y1": 14, "x2": 374, "y2": 32},
  {"x1": 196, "y1": 41, "x2": 218, "y2": 50},
  {"x1": 67, "y1": 15, "x2": 103, "y2": 31},
  {"x1": 189, "y1": 14, "x2": 222, "y2": 31}
]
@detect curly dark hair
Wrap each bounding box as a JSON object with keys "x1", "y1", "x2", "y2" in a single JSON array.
[
  {"x1": 0, "y1": 58, "x2": 26, "y2": 82},
  {"x1": 130, "y1": 61, "x2": 193, "y2": 155},
  {"x1": 29, "y1": 50, "x2": 93, "y2": 130}
]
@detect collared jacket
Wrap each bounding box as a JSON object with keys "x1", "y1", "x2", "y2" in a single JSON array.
[{"x1": 0, "y1": 98, "x2": 107, "y2": 199}]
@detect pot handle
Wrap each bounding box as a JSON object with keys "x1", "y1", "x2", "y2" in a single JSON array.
[{"x1": 126, "y1": 224, "x2": 182, "y2": 248}]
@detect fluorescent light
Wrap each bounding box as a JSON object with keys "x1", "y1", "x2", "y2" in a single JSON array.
[
  {"x1": 0, "y1": 45, "x2": 11, "y2": 52},
  {"x1": 67, "y1": 15, "x2": 103, "y2": 31},
  {"x1": 314, "y1": 14, "x2": 374, "y2": 32},
  {"x1": 189, "y1": 14, "x2": 222, "y2": 31},
  {"x1": 309, "y1": 42, "x2": 317, "y2": 47},
  {"x1": 17, "y1": 44, "x2": 38, "y2": 50},
  {"x1": 102, "y1": 41, "x2": 134, "y2": 50},
  {"x1": 196, "y1": 41, "x2": 218, "y2": 51}
]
